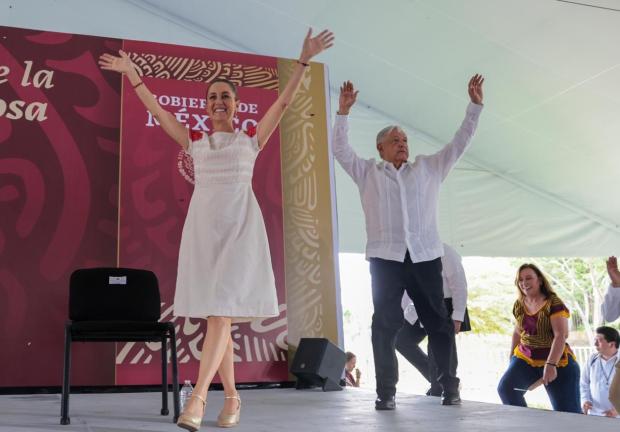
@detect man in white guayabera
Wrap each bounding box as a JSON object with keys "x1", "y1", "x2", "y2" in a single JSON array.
[{"x1": 331, "y1": 76, "x2": 484, "y2": 410}]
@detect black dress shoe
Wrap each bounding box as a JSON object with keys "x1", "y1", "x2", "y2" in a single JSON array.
[
  {"x1": 425, "y1": 387, "x2": 443, "y2": 397},
  {"x1": 375, "y1": 396, "x2": 396, "y2": 410},
  {"x1": 441, "y1": 390, "x2": 461, "y2": 405}
]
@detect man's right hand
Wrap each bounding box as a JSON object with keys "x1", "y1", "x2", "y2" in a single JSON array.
[
  {"x1": 582, "y1": 401, "x2": 592, "y2": 414},
  {"x1": 607, "y1": 256, "x2": 620, "y2": 287},
  {"x1": 468, "y1": 74, "x2": 484, "y2": 105},
  {"x1": 338, "y1": 81, "x2": 358, "y2": 115}
]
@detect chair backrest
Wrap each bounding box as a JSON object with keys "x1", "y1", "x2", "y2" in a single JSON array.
[{"x1": 69, "y1": 268, "x2": 161, "y2": 322}]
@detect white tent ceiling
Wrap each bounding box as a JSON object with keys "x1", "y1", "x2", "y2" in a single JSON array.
[{"x1": 3, "y1": 0, "x2": 620, "y2": 256}]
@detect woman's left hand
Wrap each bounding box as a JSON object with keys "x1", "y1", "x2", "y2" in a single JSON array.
[
  {"x1": 299, "y1": 28, "x2": 335, "y2": 64},
  {"x1": 542, "y1": 364, "x2": 558, "y2": 385}
]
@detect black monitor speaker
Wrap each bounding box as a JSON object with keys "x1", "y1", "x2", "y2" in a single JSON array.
[{"x1": 290, "y1": 338, "x2": 346, "y2": 391}]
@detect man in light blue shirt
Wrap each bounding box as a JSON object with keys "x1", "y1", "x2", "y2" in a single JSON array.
[{"x1": 580, "y1": 326, "x2": 620, "y2": 417}]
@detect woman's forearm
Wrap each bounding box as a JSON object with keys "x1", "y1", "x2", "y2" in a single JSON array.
[
  {"x1": 277, "y1": 61, "x2": 307, "y2": 110},
  {"x1": 509, "y1": 332, "x2": 520, "y2": 359},
  {"x1": 125, "y1": 68, "x2": 187, "y2": 148},
  {"x1": 124, "y1": 67, "x2": 165, "y2": 117},
  {"x1": 546, "y1": 335, "x2": 567, "y2": 365},
  {"x1": 256, "y1": 61, "x2": 308, "y2": 147}
]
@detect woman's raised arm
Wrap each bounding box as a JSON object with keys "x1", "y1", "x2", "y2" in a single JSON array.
[
  {"x1": 256, "y1": 29, "x2": 334, "y2": 149},
  {"x1": 99, "y1": 50, "x2": 189, "y2": 149}
]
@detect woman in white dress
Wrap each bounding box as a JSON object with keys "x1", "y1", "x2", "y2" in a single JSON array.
[{"x1": 99, "y1": 29, "x2": 334, "y2": 430}]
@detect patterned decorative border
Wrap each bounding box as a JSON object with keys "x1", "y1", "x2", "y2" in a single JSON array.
[
  {"x1": 129, "y1": 52, "x2": 279, "y2": 89},
  {"x1": 278, "y1": 59, "x2": 339, "y2": 349}
]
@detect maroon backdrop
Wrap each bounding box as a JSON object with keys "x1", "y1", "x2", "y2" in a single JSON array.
[
  {"x1": 0, "y1": 27, "x2": 121, "y2": 386},
  {"x1": 0, "y1": 27, "x2": 288, "y2": 388}
]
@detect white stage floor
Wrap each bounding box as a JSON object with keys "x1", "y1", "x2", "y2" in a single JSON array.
[{"x1": 1, "y1": 387, "x2": 619, "y2": 431}]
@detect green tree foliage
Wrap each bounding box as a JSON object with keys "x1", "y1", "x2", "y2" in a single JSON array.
[
  {"x1": 464, "y1": 258, "x2": 517, "y2": 335},
  {"x1": 465, "y1": 257, "x2": 609, "y2": 338}
]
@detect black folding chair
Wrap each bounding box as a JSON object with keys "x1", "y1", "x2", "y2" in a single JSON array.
[{"x1": 60, "y1": 267, "x2": 179, "y2": 425}]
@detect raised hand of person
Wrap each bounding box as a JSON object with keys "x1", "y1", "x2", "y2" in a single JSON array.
[
  {"x1": 607, "y1": 256, "x2": 620, "y2": 288},
  {"x1": 98, "y1": 50, "x2": 135, "y2": 75},
  {"x1": 256, "y1": 28, "x2": 334, "y2": 149},
  {"x1": 99, "y1": 49, "x2": 188, "y2": 148},
  {"x1": 298, "y1": 28, "x2": 334, "y2": 64},
  {"x1": 338, "y1": 81, "x2": 358, "y2": 115},
  {"x1": 468, "y1": 74, "x2": 484, "y2": 105}
]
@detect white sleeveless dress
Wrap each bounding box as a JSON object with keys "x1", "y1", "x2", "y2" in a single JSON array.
[{"x1": 173, "y1": 130, "x2": 279, "y2": 321}]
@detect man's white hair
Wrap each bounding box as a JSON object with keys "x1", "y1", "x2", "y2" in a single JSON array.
[{"x1": 376, "y1": 125, "x2": 406, "y2": 146}]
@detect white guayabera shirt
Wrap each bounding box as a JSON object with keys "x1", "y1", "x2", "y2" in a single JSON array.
[{"x1": 332, "y1": 103, "x2": 483, "y2": 264}]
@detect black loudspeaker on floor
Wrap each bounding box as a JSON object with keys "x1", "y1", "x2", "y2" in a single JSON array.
[{"x1": 290, "y1": 338, "x2": 346, "y2": 391}]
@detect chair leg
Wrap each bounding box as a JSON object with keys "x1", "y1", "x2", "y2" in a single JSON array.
[
  {"x1": 60, "y1": 324, "x2": 72, "y2": 425},
  {"x1": 160, "y1": 335, "x2": 169, "y2": 416},
  {"x1": 169, "y1": 326, "x2": 180, "y2": 423}
]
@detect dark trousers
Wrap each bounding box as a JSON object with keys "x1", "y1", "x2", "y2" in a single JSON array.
[
  {"x1": 395, "y1": 321, "x2": 446, "y2": 393},
  {"x1": 396, "y1": 298, "x2": 464, "y2": 392},
  {"x1": 370, "y1": 253, "x2": 458, "y2": 398},
  {"x1": 497, "y1": 356, "x2": 581, "y2": 413}
]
